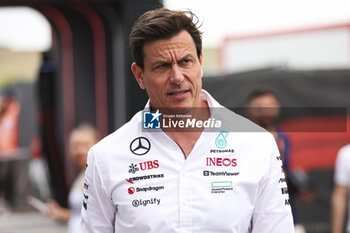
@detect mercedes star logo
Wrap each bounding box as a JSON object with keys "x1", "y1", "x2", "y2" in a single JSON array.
[{"x1": 130, "y1": 137, "x2": 151, "y2": 155}]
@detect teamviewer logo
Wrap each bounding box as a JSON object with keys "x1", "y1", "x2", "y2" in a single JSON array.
[{"x1": 143, "y1": 110, "x2": 161, "y2": 129}]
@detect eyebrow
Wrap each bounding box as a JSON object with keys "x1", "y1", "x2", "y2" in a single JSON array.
[{"x1": 150, "y1": 53, "x2": 195, "y2": 67}]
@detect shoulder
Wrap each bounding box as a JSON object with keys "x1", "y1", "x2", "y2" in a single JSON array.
[
  {"x1": 338, "y1": 144, "x2": 350, "y2": 153},
  {"x1": 337, "y1": 144, "x2": 350, "y2": 161}
]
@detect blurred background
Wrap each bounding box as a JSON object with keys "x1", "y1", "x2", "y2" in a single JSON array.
[{"x1": 0, "y1": 0, "x2": 349, "y2": 232}]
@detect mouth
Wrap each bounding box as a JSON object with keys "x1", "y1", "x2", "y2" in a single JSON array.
[{"x1": 167, "y1": 89, "x2": 190, "y2": 96}]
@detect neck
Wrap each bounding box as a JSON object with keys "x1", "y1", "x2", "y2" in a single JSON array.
[
  {"x1": 162, "y1": 101, "x2": 210, "y2": 158},
  {"x1": 161, "y1": 101, "x2": 210, "y2": 133}
]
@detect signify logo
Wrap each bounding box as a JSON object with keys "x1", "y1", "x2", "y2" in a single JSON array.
[{"x1": 132, "y1": 198, "x2": 160, "y2": 207}]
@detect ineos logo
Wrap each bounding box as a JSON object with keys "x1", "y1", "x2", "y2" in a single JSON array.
[{"x1": 130, "y1": 137, "x2": 151, "y2": 155}]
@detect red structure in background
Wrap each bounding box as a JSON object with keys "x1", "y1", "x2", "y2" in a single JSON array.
[{"x1": 280, "y1": 116, "x2": 350, "y2": 172}]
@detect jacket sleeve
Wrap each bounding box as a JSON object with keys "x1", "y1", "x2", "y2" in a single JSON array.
[
  {"x1": 251, "y1": 141, "x2": 294, "y2": 233},
  {"x1": 81, "y1": 147, "x2": 117, "y2": 233}
]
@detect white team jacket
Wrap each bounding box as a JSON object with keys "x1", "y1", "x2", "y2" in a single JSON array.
[{"x1": 81, "y1": 90, "x2": 294, "y2": 233}]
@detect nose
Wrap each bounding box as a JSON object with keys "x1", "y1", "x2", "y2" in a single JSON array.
[{"x1": 169, "y1": 65, "x2": 184, "y2": 84}]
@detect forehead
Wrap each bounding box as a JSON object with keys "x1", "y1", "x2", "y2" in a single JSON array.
[
  {"x1": 250, "y1": 94, "x2": 279, "y2": 106},
  {"x1": 143, "y1": 30, "x2": 197, "y2": 61},
  {"x1": 70, "y1": 130, "x2": 95, "y2": 143}
]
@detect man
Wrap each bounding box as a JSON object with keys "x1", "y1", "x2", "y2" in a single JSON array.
[
  {"x1": 331, "y1": 144, "x2": 350, "y2": 233},
  {"x1": 246, "y1": 89, "x2": 310, "y2": 233},
  {"x1": 0, "y1": 89, "x2": 20, "y2": 211},
  {"x1": 246, "y1": 89, "x2": 290, "y2": 177},
  {"x1": 81, "y1": 8, "x2": 294, "y2": 233},
  {"x1": 46, "y1": 124, "x2": 98, "y2": 233}
]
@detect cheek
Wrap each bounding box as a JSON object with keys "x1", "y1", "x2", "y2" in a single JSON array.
[{"x1": 145, "y1": 77, "x2": 166, "y2": 92}]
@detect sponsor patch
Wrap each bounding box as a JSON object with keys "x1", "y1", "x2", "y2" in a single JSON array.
[
  {"x1": 83, "y1": 193, "x2": 89, "y2": 210},
  {"x1": 128, "y1": 163, "x2": 140, "y2": 174},
  {"x1": 132, "y1": 198, "x2": 161, "y2": 207},
  {"x1": 128, "y1": 185, "x2": 164, "y2": 195},
  {"x1": 128, "y1": 174, "x2": 164, "y2": 182},
  {"x1": 215, "y1": 131, "x2": 229, "y2": 149},
  {"x1": 130, "y1": 137, "x2": 151, "y2": 155},
  {"x1": 285, "y1": 199, "x2": 290, "y2": 205},
  {"x1": 210, "y1": 149, "x2": 234, "y2": 153},
  {"x1": 206, "y1": 157, "x2": 237, "y2": 167},
  {"x1": 278, "y1": 178, "x2": 287, "y2": 183},
  {"x1": 211, "y1": 181, "x2": 234, "y2": 194},
  {"x1": 203, "y1": 170, "x2": 240, "y2": 177},
  {"x1": 281, "y1": 187, "x2": 289, "y2": 195},
  {"x1": 128, "y1": 187, "x2": 135, "y2": 194},
  {"x1": 128, "y1": 160, "x2": 159, "y2": 174}
]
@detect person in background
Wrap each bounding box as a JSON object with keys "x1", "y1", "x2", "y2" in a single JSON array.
[
  {"x1": 331, "y1": 144, "x2": 350, "y2": 233},
  {"x1": 46, "y1": 123, "x2": 98, "y2": 233},
  {"x1": 0, "y1": 88, "x2": 20, "y2": 212},
  {"x1": 246, "y1": 89, "x2": 290, "y2": 173},
  {"x1": 0, "y1": 88, "x2": 20, "y2": 156},
  {"x1": 246, "y1": 88, "x2": 308, "y2": 233}
]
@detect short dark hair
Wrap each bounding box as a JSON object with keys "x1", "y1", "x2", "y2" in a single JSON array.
[
  {"x1": 129, "y1": 8, "x2": 202, "y2": 69},
  {"x1": 247, "y1": 88, "x2": 279, "y2": 103}
]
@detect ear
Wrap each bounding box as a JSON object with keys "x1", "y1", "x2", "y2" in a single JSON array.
[
  {"x1": 131, "y1": 62, "x2": 146, "y2": 89},
  {"x1": 199, "y1": 51, "x2": 203, "y2": 76}
]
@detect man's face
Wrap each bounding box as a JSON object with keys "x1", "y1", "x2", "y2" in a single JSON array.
[
  {"x1": 132, "y1": 30, "x2": 203, "y2": 111},
  {"x1": 247, "y1": 94, "x2": 281, "y2": 127},
  {"x1": 69, "y1": 130, "x2": 96, "y2": 170}
]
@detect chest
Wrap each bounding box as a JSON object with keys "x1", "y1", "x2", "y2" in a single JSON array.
[{"x1": 105, "y1": 133, "x2": 267, "y2": 232}]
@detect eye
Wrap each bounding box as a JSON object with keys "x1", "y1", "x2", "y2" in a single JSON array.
[
  {"x1": 181, "y1": 59, "x2": 190, "y2": 64},
  {"x1": 179, "y1": 58, "x2": 193, "y2": 67},
  {"x1": 153, "y1": 62, "x2": 170, "y2": 73},
  {"x1": 157, "y1": 63, "x2": 168, "y2": 68}
]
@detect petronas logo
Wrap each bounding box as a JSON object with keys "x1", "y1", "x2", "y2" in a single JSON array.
[{"x1": 215, "y1": 131, "x2": 228, "y2": 149}]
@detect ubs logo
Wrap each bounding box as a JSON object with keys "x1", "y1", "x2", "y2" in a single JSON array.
[
  {"x1": 128, "y1": 160, "x2": 160, "y2": 174},
  {"x1": 130, "y1": 137, "x2": 151, "y2": 155}
]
